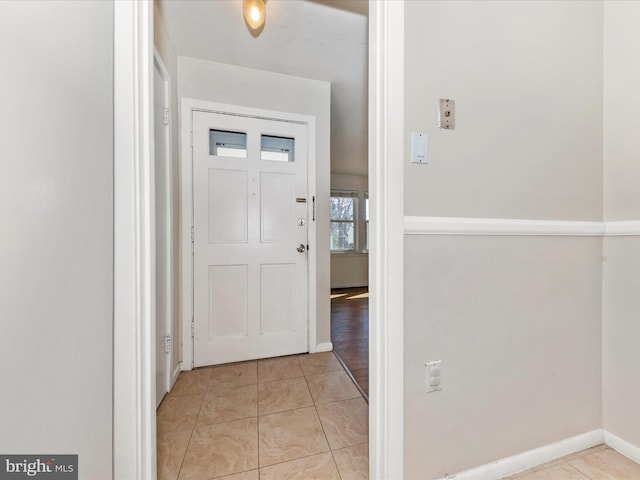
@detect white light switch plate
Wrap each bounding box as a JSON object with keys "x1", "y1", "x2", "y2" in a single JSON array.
[{"x1": 411, "y1": 132, "x2": 428, "y2": 164}]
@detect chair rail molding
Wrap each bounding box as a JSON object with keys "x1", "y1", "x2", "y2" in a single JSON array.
[{"x1": 404, "y1": 216, "x2": 640, "y2": 237}]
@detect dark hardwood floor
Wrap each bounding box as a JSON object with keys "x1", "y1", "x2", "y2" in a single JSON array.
[{"x1": 330, "y1": 287, "x2": 369, "y2": 400}]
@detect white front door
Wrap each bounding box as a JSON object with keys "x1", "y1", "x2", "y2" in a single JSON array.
[{"x1": 192, "y1": 110, "x2": 309, "y2": 366}]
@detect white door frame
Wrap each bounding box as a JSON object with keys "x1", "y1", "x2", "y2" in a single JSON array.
[
  {"x1": 113, "y1": 0, "x2": 155, "y2": 478},
  {"x1": 180, "y1": 99, "x2": 318, "y2": 369},
  {"x1": 368, "y1": 1, "x2": 405, "y2": 478},
  {"x1": 112, "y1": 0, "x2": 404, "y2": 478},
  {"x1": 153, "y1": 48, "x2": 174, "y2": 400}
]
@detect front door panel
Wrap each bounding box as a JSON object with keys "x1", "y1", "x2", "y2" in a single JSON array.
[{"x1": 192, "y1": 111, "x2": 309, "y2": 366}]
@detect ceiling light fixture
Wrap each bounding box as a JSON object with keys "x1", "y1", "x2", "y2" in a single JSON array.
[{"x1": 242, "y1": 0, "x2": 266, "y2": 31}]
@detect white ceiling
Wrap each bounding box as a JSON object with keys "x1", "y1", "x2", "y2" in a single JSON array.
[{"x1": 156, "y1": 0, "x2": 369, "y2": 176}]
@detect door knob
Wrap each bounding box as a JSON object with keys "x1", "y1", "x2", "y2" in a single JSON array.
[{"x1": 297, "y1": 244, "x2": 306, "y2": 253}]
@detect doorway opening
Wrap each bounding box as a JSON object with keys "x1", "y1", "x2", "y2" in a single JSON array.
[{"x1": 331, "y1": 287, "x2": 369, "y2": 400}]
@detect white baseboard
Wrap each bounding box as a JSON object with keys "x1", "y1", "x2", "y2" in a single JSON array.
[
  {"x1": 604, "y1": 430, "x2": 640, "y2": 464},
  {"x1": 439, "y1": 430, "x2": 604, "y2": 480},
  {"x1": 315, "y1": 342, "x2": 333, "y2": 353}
]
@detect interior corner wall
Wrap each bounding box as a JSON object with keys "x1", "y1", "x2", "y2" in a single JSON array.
[
  {"x1": 0, "y1": 1, "x2": 114, "y2": 476},
  {"x1": 154, "y1": 1, "x2": 182, "y2": 382},
  {"x1": 602, "y1": 0, "x2": 640, "y2": 450},
  {"x1": 403, "y1": 1, "x2": 604, "y2": 478},
  {"x1": 177, "y1": 56, "x2": 332, "y2": 348}
]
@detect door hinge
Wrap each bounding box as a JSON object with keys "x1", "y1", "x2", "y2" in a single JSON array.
[
  {"x1": 191, "y1": 317, "x2": 195, "y2": 338},
  {"x1": 163, "y1": 108, "x2": 169, "y2": 125},
  {"x1": 165, "y1": 335, "x2": 171, "y2": 354},
  {"x1": 191, "y1": 226, "x2": 194, "y2": 254},
  {"x1": 312, "y1": 196, "x2": 316, "y2": 221},
  {"x1": 190, "y1": 131, "x2": 193, "y2": 147}
]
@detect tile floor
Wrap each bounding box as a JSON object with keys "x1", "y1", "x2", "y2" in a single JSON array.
[
  {"x1": 507, "y1": 444, "x2": 640, "y2": 479},
  {"x1": 157, "y1": 352, "x2": 368, "y2": 480}
]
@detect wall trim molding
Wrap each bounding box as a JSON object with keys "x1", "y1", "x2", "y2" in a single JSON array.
[
  {"x1": 404, "y1": 216, "x2": 640, "y2": 237},
  {"x1": 438, "y1": 430, "x2": 604, "y2": 480},
  {"x1": 435, "y1": 429, "x2": 640, "y2": 480},
  {"x1": 604, "y1": 430, "x2": 640, "y2": 463},
  {"x1": 315, "y1": 342, "x2": 334, "y2": 353},
  {"x1": 113, "y1": 1, "x2": 155, "y2": 478},
  {"x1": 604, "y1": 220, "x2": 640, "y2": 236}
]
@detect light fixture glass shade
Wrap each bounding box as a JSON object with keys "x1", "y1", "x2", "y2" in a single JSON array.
[{"x1": 243, "y1": 0, "x2": 266, "y2": 30}]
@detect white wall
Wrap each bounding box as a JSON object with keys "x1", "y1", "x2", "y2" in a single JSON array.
[
  {"x1": 0, "y1": 1, "x2": 113, "y2": 477},
  {"x1": 155, "y1": 1, "x2": 182, "y2": 384},
  {"x1": 602, "y1": 0, "x2": 640, "y2": 450},
  {"x1": 178, "y1": 56, "x2": 332, "y2": 348},
  {"x1": 331, "y1": 174, "x2": 368, "y2": 288},
  {"x1": 403, "y1": 2, "x2": 604, "y2": 478}
]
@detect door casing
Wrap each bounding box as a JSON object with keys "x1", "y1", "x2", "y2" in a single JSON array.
[
  {"x1": 180, "y1": 99, "x2": 318, "y2": 370},
  {"x1": 112, "y1": 2, "x2": 404, "y2": 478},
  {"x1": 153, "y1": 48, "x2": 173, "y2": 405}
]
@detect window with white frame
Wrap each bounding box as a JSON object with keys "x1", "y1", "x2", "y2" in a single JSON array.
[
  {"x1": 365, "y1": 192, "x2": 369, "y2": 252},
  {"x1": 330, "y1": 191, "x2": 357, "y2": 252}
]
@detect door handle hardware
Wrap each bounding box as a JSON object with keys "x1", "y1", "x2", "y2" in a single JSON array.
[{"x1": 297, "y1": 244, "x2": 306, "y2": 253}]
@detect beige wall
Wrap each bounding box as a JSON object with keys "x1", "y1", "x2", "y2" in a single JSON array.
[
  {"x1": 178, "y1": 56, "x2": 332, "y2": 348},
  {"x1": 403, "y1": 1, "x2": 605, "y2": 478},
  {"x1": 602, "y1": 1, "x2": 640, "y2": 449},
  {"x1": 405, "y1": 0, "x2": 603, "y2": 221},
  {"x1": 0, "y1": 1, "x2": 113, "y2": 476},
  {"x1": 404, "y1": 236, "x2": 602, "y2": 478},
  {"x1": 155, "y1": 1, "x2": 182, "y2": 382}
]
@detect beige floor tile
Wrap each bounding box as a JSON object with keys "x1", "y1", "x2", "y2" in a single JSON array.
[
  {"x1": 317, "y1": 397, "x2": 368, "y2": 450},
  {"x1": 333, "y1": 443, "x2": 369, "y2": 480},
  {"x1": 178, "y1": 418, "x2": 258, "y2": 480},
  {"x1": 157, "y1": 393, "x2": 203, "y2": 435},
  {"x1": 299, "y1": 352, "x2": 343, "y2": 376},
  {"x1": 509, "y1": 463, "x2": 589, "y2": 479},
  {"x1": 213, "y1": 470, "x2": 259, "y2": 480},
  {"x1": 170, "y1": 368, "x2": 213, "y2": 396},
  {"x1": 208, "y1": 361, "x2": 257, "y2": 389},
  {"x1": 197, "y1": 384, "x2": 257, "y2": 427},
  {"x1": 569, "y1": 448, "x2": 640, "y2": 480},
  {"x1": 157, "y1": 429, "x2": 191, "y2": 480},
  {"x1": 258, "y1": 406, "x2": 330, "y2": 467},
  {"x1": 258, "y1": 377, "x2": 313, "y2": 415},
  {"x1": 306, "y1": 371, "x2": 361, "y2": 405},
  {"x1": 260, "y1": 452, "x2": 341, "y2": 480},
  {"x1": 257, "y1": 355, "x2": 303, "y2": 383}
]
